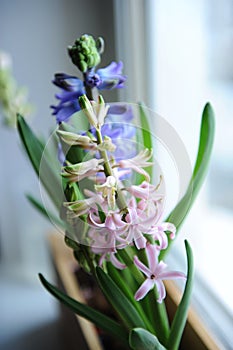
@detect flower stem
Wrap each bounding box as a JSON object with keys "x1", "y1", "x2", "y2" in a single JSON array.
[
  {"x1": 149, "y1": 289, "x2": 170, "y2": 345},
  {"x1": 96, "y1": 127, "x2": 128, "y2": 215}
]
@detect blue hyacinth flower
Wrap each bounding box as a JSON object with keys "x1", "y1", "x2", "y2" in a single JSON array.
[{"x1": 51, "y1": 73, "x2": 85, "y2": 123}]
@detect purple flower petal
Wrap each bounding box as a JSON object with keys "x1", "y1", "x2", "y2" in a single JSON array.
[
  {"x1": 146, "y1": 244, "x2": 159, "y2": 273},
  {"x1": 51, "y1": 101, "x2": 80, "y2": 123},
  {"x1": 96, "y1": 61, "x2": 126, "y2": 90},
  {"x1": 155, "y1": 280, "x2": 166, "y2": 303},
  {"x1": 134, "y1": 256, "x2": 151, "y2": 278},
  {"x1": 134, "y1": 279, "x2": 154, "y2": 301},
  {"x1": 51, "y1": 73, "x2": 84, "y2": 123},
  {"x1": 110, "y1": 253, "x2": 126, "y2": 270},
  {"x1": 134, "y1": 233, "x2": 147, "y2": 250},
  {"x1": 159, "y1": 270, "x2": 186, "y2": 280}
]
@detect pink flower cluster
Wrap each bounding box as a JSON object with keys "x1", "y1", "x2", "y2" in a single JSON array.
[{"x1": 61, "y1": 99, "x2": 186, "y2": 303}]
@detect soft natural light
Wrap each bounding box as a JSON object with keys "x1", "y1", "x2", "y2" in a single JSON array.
[{"x1": 153, "y1": 0, "x2": 233, "y2": 344}]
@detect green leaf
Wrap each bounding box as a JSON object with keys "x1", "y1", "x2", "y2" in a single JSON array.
[
  {"x1": 129, "y1": 328, "x2": 167, "y2": 350},
  {"x1": 17, "y1": 114, "x2": 63, "y2": 210},
  {"x1": 160, "y1": 103, "x2": 215, "y2": 259},
  {"x1": 96, "y1": 266, "x2": 146, "y2": 330},
  {"x1": 106, "y1": 263, "x2": 154, "y2": 333},
  {"x1": 138, "y1": 103, "x2": 153, "y2": 151},
  {"x1": 136, "y1": 103, "x2": 153, "y2": 184},
  {"x1": 26, "y1": 193, "x2": 64, "y2": 228},
  {"x1": 38, "y1": 273, "x2": 129, "y2": 346},
  {"x1": 167, "y1": 240, "x2": 194, "y2": 350}
]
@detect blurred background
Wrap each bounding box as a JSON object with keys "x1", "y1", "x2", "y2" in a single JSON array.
[{"x1": 1, "y1": 0, "x2": 233, "y2": 349}]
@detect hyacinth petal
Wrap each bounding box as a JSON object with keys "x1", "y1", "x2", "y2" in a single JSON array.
[
  {"x1": 134, "y1": 279, "x2": 154, "y2": 301},
  {"x1": 51, "y1": 74, "x2": 84, "y2": 123},
  {"x1": 107, "y1": 104, "x2": 133, "y2": 122},
  {"x1": 52, "y1": 73, "x2": 84, "y2": 91},
  {"x1": 134, "y1": 256, "x2": 151, "y2": 278},
  {"x1": 146, "y1": 244, "x2": 159, "y2": 273},
  {"x1": 112, "y1": 213, "x2": 127, "y2": 228},
  {"x1": 161, "y1": 222, "x2": 176, "y2": 232},
  {"x1": 126, "y1": 183, "x2": 149, "y2": 200},
  {"x1": 88, "y1": 211, "x2": 105, "y2": 228},
  {"x1": 155, "y1": 231, "x2": 168, "y2": 250},
  {"x1": 96, "y1": 61, "x2": 126, "y2": 90},
  {"x1": 134, "y1": 234, "x2": 147, "y2": 250},
  {"x1": 110, "y1": 253, "x2": 126, "y2": 270},
  {"x1": 52, "y1": 102, "x2": 80, "y2": 123},
  {"x1": 55, "y1": 90, "x2": 80, "y2": 103},
  {"x1": 159, "y1": 271, "x2": 186, "y2": 280},
  {"x1": 119, "y1": 161, "x2": 150, "y2": 182},
  {"x1": 161, "y1": 222, "x2": 176, "y2": 240},
  {"x1": 98, "y1": 253, "x2": 107, "y2": 267},
  {"x1": 155, "y1": 280, "x2": 166, "y2": 303},
  {"x1": 156, "y1": 261, "x2": 168, "y2": 276}
]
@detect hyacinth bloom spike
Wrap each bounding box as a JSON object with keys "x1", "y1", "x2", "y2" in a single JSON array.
[{"x1": 134, "y1": 244, "x2": 186, "y2": 302}]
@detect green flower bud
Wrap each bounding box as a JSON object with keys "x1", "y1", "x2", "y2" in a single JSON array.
[{"x1": 68, "y1": 34, "x2": 104, "y2": 72}]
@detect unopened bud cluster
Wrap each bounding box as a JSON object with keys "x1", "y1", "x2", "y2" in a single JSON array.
[{"x1": 68, "y1": 34, "x2": 103, "y2": 73}]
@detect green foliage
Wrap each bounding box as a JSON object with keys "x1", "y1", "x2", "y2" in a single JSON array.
[
  {"x1": 17, "y1": 114, "x2": 63, "y2": 210},
  {"x1": 38, "y1": 273, "x2": 129, "y2": 346},
  {"x1": 96, "y1": 266, "x2": 146, "y2": 330},
  {"x1": 129, "y1": 328, "x2": 166, "y2": 350},
  {"x1": 26, "y1": 193, "x2": 64, "y2": 228},
  {"x1": 161, "y1": 103, "x2": 215, "y2": 259},
  {"x1": 167, "y1": 240, "x2": 194, "y2": 350}
]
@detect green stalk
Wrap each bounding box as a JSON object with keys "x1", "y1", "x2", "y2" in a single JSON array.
[
  {"x1": 117, "y1": 248, "x2": 144, "y2": 285},
  {"x1": 136, "y1": 249, "x2": 164, "y2": 333},
  {"x1": 149, "y1": 289, "x2": 170, "y2": 345},
  {"x1": 95, "y1": 127, "x2": 128, "y2": 214}
]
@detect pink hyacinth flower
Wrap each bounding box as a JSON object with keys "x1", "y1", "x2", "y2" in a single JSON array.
[
  {"x1": 118, "y1": 149, "x2": 153, "y2": 181},
  {"x1": 124, "y1": 197, "x2": 160, "y2": 249},
  {"x1": 125, "y1": 181, "x2": 163, "y2": 201},
  {"x1": 147, "y1": 222, "x2": 176, "y2": 250},
  {"x1": 134, "y1": 244, "x2": 186, "y2": 303}
]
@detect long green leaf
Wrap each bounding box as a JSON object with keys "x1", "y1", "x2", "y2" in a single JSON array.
[
  {"x1": 129, "y1": 328, "x2": 166, "y2": 350},
  {"x1": 160, "y1": 103, "x2": 215, "y2": 259},
  {"x1": 167, "y1": 240, "x2": 194, "y2": 350},
  {"x1": 38, "y1": 273, "x2": 129, "y2": 346},
  {"x1": 26, "y1": 193, "x2": 64, "y2": 228},
  {"x1": 136, "y1": 103, "x2": 153, "y2": 183},
  {"x1": 106, "y1": 263, "x2": 154, "y2": 333},
  {"x1": 96, "y1": 267, "x2": 146, "y2": 330},
  {"x1": 138, "y1": 103, "x2": 153, "y2": 151},
  {"x1": 17, "y1": 114, "x2": 63, "y2": 210}
]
